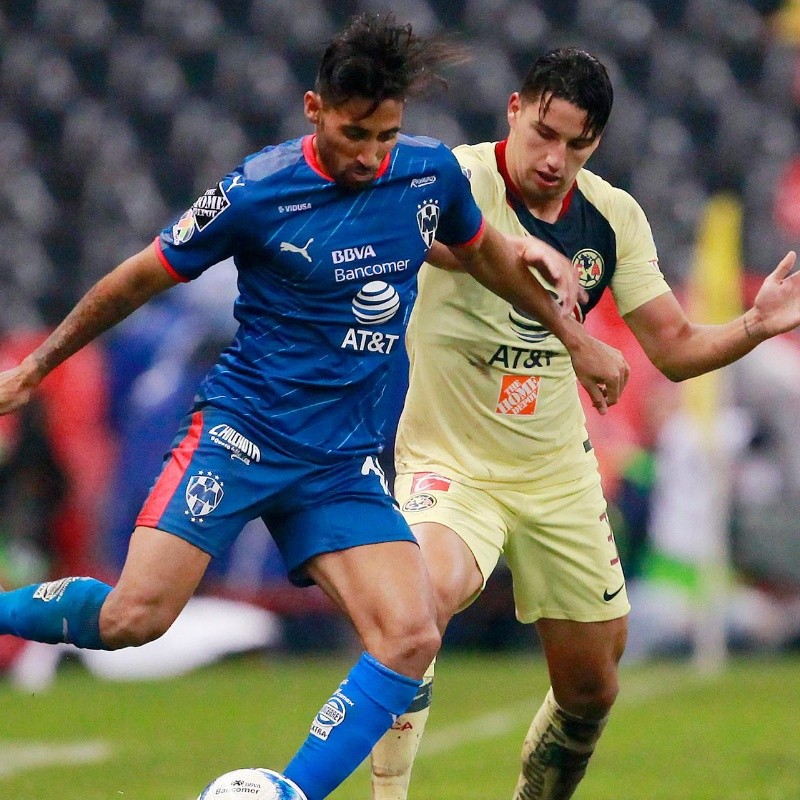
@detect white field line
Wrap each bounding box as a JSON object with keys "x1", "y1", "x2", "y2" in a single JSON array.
[
  {"x1": 0, "y1": 741, "x2": 113, "y2": 779},
  {"x1": 418, "y1": 664, "x2": 710, "y2": 757}
]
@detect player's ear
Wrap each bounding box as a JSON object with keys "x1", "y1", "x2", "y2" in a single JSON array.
[
  {"x1": 507, "y1": 92, "x2": 521, "y2": 126},
  {"x1": 304, "y1": 91, "x2": 322, "y2": 125}
]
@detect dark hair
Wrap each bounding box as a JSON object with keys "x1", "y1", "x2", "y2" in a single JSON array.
[
  {"x1": 315, "y1": 13, "x2": 467, "y2": 112},
  {"x1": 520, "y1": 48, "x2": 613, "y2": 140}
]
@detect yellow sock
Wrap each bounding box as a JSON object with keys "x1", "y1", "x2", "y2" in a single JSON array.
[
  {"x1": 514, "y1": 688, "x2": 608, "y2": 800},
  {"x1": 371, "y1": 661, "x2": 435, "y2": 800}
]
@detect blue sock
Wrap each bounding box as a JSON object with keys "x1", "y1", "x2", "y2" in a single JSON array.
[
  {"x1": 284, "y1": 652, "x2": 421, "y2": 800},
  {"x1": 0, "y1": 577, "x2": 112, "y2": 649}
]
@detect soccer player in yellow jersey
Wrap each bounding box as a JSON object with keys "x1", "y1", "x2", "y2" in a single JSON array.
[{"x1": 371, "y1": 48, "x2": 800, "y2": 800}]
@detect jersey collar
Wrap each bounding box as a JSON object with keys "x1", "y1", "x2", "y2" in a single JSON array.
[
  {"x1": 494, "y1": 139, "x2": 575, "y2": 220},
  {"x1": 302, "y1": 135, "x2": 391, "y2": 182}
]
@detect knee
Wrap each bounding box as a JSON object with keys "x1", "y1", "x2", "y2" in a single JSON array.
[
  {"x1": 556, "y1": 671, "x2": 619, "y2": 719},
  {"x1": 371, "y1": 615, "x2": 441, "y2": 678},
  {"x1": 99, "y1": 595, "x2": 174, "y2": 649},
  {"x1": 396, "y1": 618, "x2": 442, "y2": 672}
]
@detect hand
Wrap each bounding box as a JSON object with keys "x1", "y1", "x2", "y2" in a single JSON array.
[
  {"x1": 516, "y1": 237, "x2": 588, "y2": 315},
  {"x1": 0, "y1": 362, "x2": 40, "y2": 416},
  {"x1": 746, "y1": 251, "x2": 800, "y2": 340},
  {"x1": 567, "y1": 331, "x2": 630, "y2": 415}
]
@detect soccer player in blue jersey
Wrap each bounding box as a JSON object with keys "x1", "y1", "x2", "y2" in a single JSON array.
[{"x1": 0, "y1": 16, "x2": 622, "y2": 800}]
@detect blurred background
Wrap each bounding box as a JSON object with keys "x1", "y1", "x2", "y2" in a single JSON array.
[{"x1": 0, "y1": 0, "x2": 800, "y2": 685}]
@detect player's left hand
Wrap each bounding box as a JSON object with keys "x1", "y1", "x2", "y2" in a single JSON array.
[
  {"x1": 746, "y1": 251, "x2": 800, "y2": 340},
  {"x1": 568, "y1": 331, "x2": 630, "y2": 414},
  {"x1": 516, "y1": 237, "x2": 589, "y2": 314}
]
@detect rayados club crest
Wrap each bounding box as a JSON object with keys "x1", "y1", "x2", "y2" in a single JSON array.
[
  {"x1": 416, "y1": 199, "x2": 440, "y2": 247},
  {"x1": 186, "y1": 474, "x2": 224, "y2": 517}
]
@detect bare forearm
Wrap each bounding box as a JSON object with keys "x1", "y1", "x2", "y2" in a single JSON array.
[
  {"x1": 658, "y1": 315, "x2": 760, "y2": 381},
  {"x1": 458, "y1": 228, "x2": 565, "y2": 332},
  {"x1": 24, "y1": 246, "x2": 175, "y2": 383},
  {"x1": 628, "y1": 296, "x2": 762, "y2": 382}
]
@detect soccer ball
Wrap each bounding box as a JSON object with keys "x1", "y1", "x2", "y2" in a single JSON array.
[{"x1": 197, "y1": 768, "x2": 307, "y2": 800}]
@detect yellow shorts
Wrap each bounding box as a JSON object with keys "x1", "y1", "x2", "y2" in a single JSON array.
[{"x1": 395, "y1": 467, "x2": 630, "y2": 624}]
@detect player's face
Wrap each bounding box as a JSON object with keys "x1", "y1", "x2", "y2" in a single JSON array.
[
  {"x1": 304, "y1": 92, "x2": 403, "y2": 190},
  {"x1": 506, "y1": 92, "x2": 601, "y2": 209}
]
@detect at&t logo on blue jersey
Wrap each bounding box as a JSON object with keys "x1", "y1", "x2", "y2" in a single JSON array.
[
  {"x1": 340, "y1": 281, "x2": 401, "y2": 354},
  {"x1": 353, "y1": 281, "x2": 400, "y2": 324}
]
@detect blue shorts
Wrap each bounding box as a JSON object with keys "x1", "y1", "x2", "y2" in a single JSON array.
[{"x1": 136, "y1": 407, "x2": 415, "y2": 585}]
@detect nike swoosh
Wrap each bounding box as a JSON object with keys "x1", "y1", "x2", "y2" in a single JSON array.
[{"x1": 603, "y1": 583, "x2": 625, "y2": 601}]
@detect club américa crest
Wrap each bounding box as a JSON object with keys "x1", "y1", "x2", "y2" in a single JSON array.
[{"x1": 573, "y1": 248, "x2": 604, "y2": 289}]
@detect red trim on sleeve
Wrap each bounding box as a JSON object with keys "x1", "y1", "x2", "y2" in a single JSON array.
[
  {"x1": 136, "y1": 410, "x2": 204, "y2": 527},
  {"x1": 153, "y1": 237, "x2": 189, "y2": 283},
  {"x1": 450, "y1": 217, "x2": 486, "y2": 249}
]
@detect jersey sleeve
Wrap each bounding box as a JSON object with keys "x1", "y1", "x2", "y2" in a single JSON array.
[
  {"x1": 432, "y1": 144, "x2": 484, "y2": 247},
  {"x1": 608, "y1": 188, "x2": 672, "y2": 317},
  {"x1": 452, "y1": 144, "x2": 503, "y2": 213},
  {"x1": 156, "y1": 171, "x2": 246, "y2": 281}
]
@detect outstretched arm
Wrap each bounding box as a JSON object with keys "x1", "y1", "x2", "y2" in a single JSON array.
[
  {"x1": 0, "y1": 243, "x2": 177, "y2": 415},
  {"x1": 625, "y1": 251, "x2": 799, "y2": 381}
]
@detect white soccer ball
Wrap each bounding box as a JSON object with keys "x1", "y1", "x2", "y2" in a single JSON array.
[{"x1": 197, "y1": 768, "x2": 307, "y2": 800}]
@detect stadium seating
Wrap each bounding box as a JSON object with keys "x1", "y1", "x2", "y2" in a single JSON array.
[{"x1": 0, "y1": 0, "x2": 797, "y2": 324}]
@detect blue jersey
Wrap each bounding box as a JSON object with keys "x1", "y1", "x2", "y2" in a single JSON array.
[{"x1": 157, "y1": 134, "x2": 484, "y2": 462}]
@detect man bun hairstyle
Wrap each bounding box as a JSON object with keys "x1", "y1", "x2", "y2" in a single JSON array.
[
  {"x1": 521, "y1": 48, "x2": 613, "y2": 140},
  {"x1": 316, "y1": 13, "x2": 468, "y2": 113}
]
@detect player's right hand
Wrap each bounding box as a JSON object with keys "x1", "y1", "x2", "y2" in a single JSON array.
[
  {"x1": 0, "y1": 363, "x2": 39, "y2": 415},
  {"x1": 516, "y1": 236, "x2": 589, "y2": 314},
  {"x1": 568, "y1": 332, "x2": 629, "y2": 414}
]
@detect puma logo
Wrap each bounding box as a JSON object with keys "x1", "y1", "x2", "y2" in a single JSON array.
[{"x1": 280, "y1": 238, "x2": 314, "y2": 263}]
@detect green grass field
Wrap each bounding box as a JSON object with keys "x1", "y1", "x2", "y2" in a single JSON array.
[{"x1": 1, "y1": 650, "x2": 798, "y2": 800}]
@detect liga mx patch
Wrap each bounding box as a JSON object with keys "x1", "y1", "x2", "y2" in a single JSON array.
[
  {"x1": 172, "y1": 209, "x2": 196, "y2": 244},
  {"x1": 495, "y1": 375, "x2": 540, "y2": 415},
  {"x1": 411, "y1": 472, "x2": 452, "y2": 493},
  {"x1": 171, "y1": 182, "x2": 231, "y2": 245}
]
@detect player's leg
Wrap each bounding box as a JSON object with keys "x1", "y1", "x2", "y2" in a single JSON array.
[
  {"x1": 514, "y1": 615, "x2": 627, "y2": 800},
  {"x1": 505, "y1": 470, "x2": 629, "y2": 800},
  {"x1": 99, "y1": 526, "x2": 211, "y2": 646},
  {"x1": 283, "y1": 539, "x2": 440, "y2": 800},
  {"x1": 0, "y1": 407, "x2": 252, "y2": 650},
  {"x1": 0, "y1": 526, "x2": 210, "y2": 649},
  {"x1": 370, "y1": 519, "x2": 481, "y2": 800},
  {"x1": 371, "y1": 474, "x2": 505, "y2": 800}
]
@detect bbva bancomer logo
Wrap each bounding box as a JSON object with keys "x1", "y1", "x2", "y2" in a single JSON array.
[{"x1": 352, "y1": 281, "x2": 400, "y2": 324}]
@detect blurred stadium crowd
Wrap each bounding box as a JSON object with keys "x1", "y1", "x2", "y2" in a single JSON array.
[{"x1": 1, "y1": 0, "x2": 800, "y2": 665}]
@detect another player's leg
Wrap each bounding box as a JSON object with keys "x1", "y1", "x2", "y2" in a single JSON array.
[
  {"x1": 371, "y1": 517, "x2": 486, "y2": 800},
  {"x1": 283, "y1": 539, "x2": 442, "y2": 800},
  {"x1": 0, "y1": 526, "x2": 210, "y2": 649},
  {"x1": 370, "y1": 660, "x2": 434, "y2": 800},
  {"x1": 514, "y1": 615, "x2": 627, "y2": 800}
]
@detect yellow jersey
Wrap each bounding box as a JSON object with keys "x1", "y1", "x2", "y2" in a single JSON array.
[{"x1": 395, "y1": 140, "x2": 671, "y2": 487}]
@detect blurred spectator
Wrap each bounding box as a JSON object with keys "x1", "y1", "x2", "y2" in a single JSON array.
[
  {"x1": 0, "y1": 397, "x2": 66, "y2": 589},
  {"x1": 0, "y1": 331, "x2": 114, "y2": 578}
]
